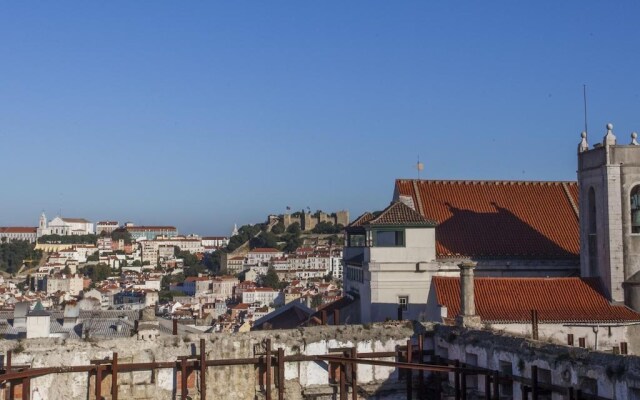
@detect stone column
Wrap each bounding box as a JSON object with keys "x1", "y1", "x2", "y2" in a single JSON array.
[{"x1": 456, "y1": 262, "x2": 481, "y2": 328}]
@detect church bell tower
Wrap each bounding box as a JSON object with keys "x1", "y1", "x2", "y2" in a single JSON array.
[{"x1": 577, "y1": 123, "x2": 640, "y2": 310}]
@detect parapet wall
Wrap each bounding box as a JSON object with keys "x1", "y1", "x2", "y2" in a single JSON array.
[
  {"x1": 5, "y1": 322, "x2": 640, "y2": 399},
  {"x1": 2, "y1": 322, "x2": 414, "y2": 400}
]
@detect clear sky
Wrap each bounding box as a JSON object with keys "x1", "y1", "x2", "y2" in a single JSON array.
[{"x1": 2, "y1": 2, "x2": 640, "y2": 235}]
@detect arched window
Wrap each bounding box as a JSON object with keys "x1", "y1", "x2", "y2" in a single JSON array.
[{"x1": 631, "y1": 186, "x2": 640, "y2": 233}]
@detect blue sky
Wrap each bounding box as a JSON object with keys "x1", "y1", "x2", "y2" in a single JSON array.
[{"x1": 2, "y1": 2, "x2": 640, "y2": 235}]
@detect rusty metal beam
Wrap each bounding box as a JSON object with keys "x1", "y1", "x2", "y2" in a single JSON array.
[
  {"x1": 277, "y1": 348, "x2": 285, "y2": 400},
  {"x1": 95, "y1": 364, "x2": 102, "y2": 400},
  {"x1": 112, "y1": 352, "x2": 118, "y2": 400},
  {"x1": 317, "y1": 355, "x2": 454, "y2": 373},
  {"x1": 180, "y1": 356, "x2": 188, "y2": 400},
  {"x1": 265, "y1": 339, "x2": 272, "y2": 400},
  {"x1": 350, "y1": 347, "x2": 357, "y2": 400}
]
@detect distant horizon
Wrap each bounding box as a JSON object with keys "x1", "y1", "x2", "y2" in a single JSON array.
[{"x1": 3, "y1": 2, "x2": 640, "y2": 234}]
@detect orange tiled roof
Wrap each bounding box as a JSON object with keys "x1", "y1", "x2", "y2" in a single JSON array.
[
  {"x1": 395, "y1": 179, "x2": 580, "y2": 259},
  {"x1": 433, "y1": 277, "x2": 640, "y2": 323},
  {"x1": 368, "y1": 201, "x2": 436, "y2": 226},
  {"x1": 346, "y1": 212, "x2": 375, "y2": 228},
  {"x1": 0, "y1": 227, "x2": 37, "y2": 233}
]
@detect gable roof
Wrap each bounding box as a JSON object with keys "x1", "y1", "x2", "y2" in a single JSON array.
[
  {"x1": 432, "y1": 277, "x2": 640, "y2": 323},
  {"x1": 395, "y1": 179, "x2": 580, "y2": 259},
  {"x1": 368, "y1": 201, "x2": 436, "y2": 227}
]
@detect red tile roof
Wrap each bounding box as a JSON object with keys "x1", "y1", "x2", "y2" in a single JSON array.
[
  {"x1": 346, "y1": 212, "x2": 375, "y2": 228},
  {"x1": 250, "y1": 248, "x2": 281, "y2": 253},
  {"x1": 433, "y1": 277, "x2": 640, "y2": 323},
  {"x1": 395, "y1": 179, "x2": 579, "y2": 259},
  {"x1": 368, "y1": 201, "x2": 436, "y2": 226},
  {"x1": 0, "y1": 227, "x2": 37, "y2": 233}
]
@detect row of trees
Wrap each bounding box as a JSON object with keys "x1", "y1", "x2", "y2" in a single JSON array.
[{"x1": 38, "y1": 234, "x2": 98, "y2": 245}]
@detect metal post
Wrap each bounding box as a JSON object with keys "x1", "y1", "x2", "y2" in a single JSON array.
[
  {"x1": 95, "y1": 364, "x2": 102, "y2": 400},
  {"x1": 180, "y1": 357, "x2": 188, "y2": 400},
  {"x1": 265, "y1": 339, "x2": 272, "y2": 400},
  {"x1": 7, "y1": 350, "x2": 13, "y2": 400},
  {"x1": 277, "y1": 348, "x2": 285, "y2": 400},
  {"x1": 200, "y1": 339, "x2": 206, "y2": 400},
  {"x1": 350, "y1": 347, "x2": 357, "y2": 400},
  {"x1": 339, "y1": 362, "x2": 347, "y2": 400},
  {"x1": 21, "y1": 375, "x2": 29, "y2": 400},
  {"x1": 111, "y1": 352, "x2": 118, "y2": 400},
  {"x1": 406, "y1": 340, "x2": 412, "y2": 400}
]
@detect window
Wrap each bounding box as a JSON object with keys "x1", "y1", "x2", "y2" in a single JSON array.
[
  {"x1": 375, "y1": 230, "x2": 405, "y2": 247},
  {"x1": 632, "y1": 186, "x2": 640, "y2": 233},
  {"x1": 348, "y1": 233, "x2": 366, "y2": 247},
  {"x1": 499, "y1": 361, "x2": 513, "y2": 396},
  {"x1": 398, "y1": 296, "x2": 408, "y2": 311}
]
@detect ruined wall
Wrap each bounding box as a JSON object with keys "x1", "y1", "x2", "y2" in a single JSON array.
[
  {"x1": 432, "y1": 324, "x2": 640, "y2": 400},
  {"x1": 1, "y1": 322, "x2": 414, "y2": 400}
]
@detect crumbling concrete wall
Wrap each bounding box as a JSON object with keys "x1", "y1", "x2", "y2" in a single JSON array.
[
  {"x1": 0, "y1": 322, "x2": 415, "y2": 400},
  {"x1": 432, "y1": 324, "x2": 640, "y2": 400}
]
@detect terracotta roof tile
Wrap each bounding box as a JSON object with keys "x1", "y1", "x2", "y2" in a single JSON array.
[
  {"x1": 368, "y1": 201, "x2": 436, "y2": 226},
  {"x1": 0, "y1": 227, "x2": 37, "y2": 233},
  {"x1": 433, "y1": 277, "x2": 640, "y2": 323},
  {"x1": 395, "y1": 179, "x2": 580, "y2": 259},
  {"x1": 346, "y1": 212, "x2": 375, "y2": 228}
]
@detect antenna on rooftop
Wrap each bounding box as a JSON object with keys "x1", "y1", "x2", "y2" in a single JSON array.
[
  {"x1": 416, "y1": 156, "x2": 424, "y2": 179},
  {"x1": 583, "y1": 84, "x2": 589, "y2": 135}
]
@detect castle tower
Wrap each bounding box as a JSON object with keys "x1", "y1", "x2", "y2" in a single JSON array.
[{"x1": 577, "y1": 123, "x2": 640, "y2": 310}]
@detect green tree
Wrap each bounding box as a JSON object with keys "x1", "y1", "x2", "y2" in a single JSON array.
[
  {"x1": 262, "y1": 267, "x2": 282, "y2": 289},
  {"x1": 250, "y1": 232, "x2": 279, "y2": 249},
  {"x1": 286, "y1": 222, "x2": 301, "y2": 235},
  {"x1": 271, "y1": 221, "x2": 285, "y2": 234},
  {"x1": 174, "y1": 247, "x2": 199, "y2": 267},
  {"x1": 311, "y1": 293, "x2": 324, "y2": 308},
  {"x1": 312, "y1": 221, "x2": 344, "y2": 234},
  {"x1": 0, "y1": 240, "x2": 43, "y2": 272},
  {"x1": 83, "y1": 263, "x2": 112, "y2": 282},
  {"x1": 110, "y1": 228, "x2": 133, "y2": 244}
]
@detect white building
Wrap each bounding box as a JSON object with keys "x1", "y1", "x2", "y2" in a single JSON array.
[
  {"x1": 37, "y1": 213, "x2": 94, "y2": 237},
  {"x1": 246, "y1": 248, "x2": 284, "y2": 266},
  {"x1": 0, "y1": 227, "x2": 37, "y2": 243},
  {"x1": 242, "y1": 288, "x2": 283, "y2": 307}
]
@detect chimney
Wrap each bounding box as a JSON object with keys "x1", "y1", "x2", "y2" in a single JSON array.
[{"x1": 455, "y1": 262, "x2": 481, "y2": 328}]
